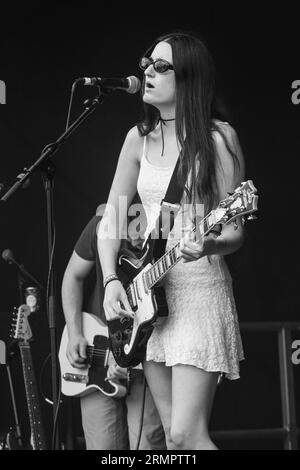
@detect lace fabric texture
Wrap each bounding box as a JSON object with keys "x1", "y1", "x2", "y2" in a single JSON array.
[{"x1": 136, "y1": 140, "x2": 244, "y2": 379}]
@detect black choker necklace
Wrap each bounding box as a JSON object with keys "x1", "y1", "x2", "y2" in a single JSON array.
[
  {"x1": 158, "y1": 117, "x2": 175, "y2": 156},
  {"x1": 159, "y1": 117, "x2": 175, "y2": 123}
]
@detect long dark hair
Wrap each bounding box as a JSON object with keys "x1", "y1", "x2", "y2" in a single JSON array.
[{"x1": 137, "y1": 31, "x2": 239, "y2": 215}]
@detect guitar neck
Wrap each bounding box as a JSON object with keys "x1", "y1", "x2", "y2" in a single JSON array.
[
  {"x1": 19, "y1": 344, "x2": 47, "y2": 450},
  {"x1": 145, "y1": 209, "x2": 219, "y2": 289}
]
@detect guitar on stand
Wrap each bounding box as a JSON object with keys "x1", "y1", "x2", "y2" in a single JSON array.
[
  {"x1": 11, "y1": 304, "x2": 47, "y2": 450},
  {"x1": 0, "y1": 339, "x2": 24, "y2": 450}
]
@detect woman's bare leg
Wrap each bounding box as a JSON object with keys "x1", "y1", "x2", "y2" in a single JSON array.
[
  {"x1": 143, "y1": 361, "x2": 173, "y2": 448},
  {"x1": 170, "y1": 364, "x2": 219, "y2": 450}
]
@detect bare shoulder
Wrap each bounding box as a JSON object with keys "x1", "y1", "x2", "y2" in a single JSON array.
[
  {"x1": 126, "y1": 125, "x2": 142, "y2": 142},
  {"x1": 212, "y1": 121, "x2": 244, "y2": 163},
  {"x1": 123, "y1": 125, "x2": 144, "y2": 164},
  {"x1": 212, "y1": 120, "x2": 245, "y2": 192},
  {"x1": 212, "y1": 120, "x2": 239, "y2": 148},
  {"x1": 106, "y1": 125, "x2": 143, "y2": 205}
]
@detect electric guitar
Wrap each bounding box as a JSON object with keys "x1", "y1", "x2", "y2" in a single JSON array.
[
  {"x1": 11, "y1": 304, "x2": 47, "y2": 450},
  {"x1": 58, "y1": 312, "x2": 127, "y2": 398},
  {"x1": 108, "y1": 180, "x2": 259, "y2": 368}
]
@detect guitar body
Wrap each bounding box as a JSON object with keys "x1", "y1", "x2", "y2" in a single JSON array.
[
  {"x1": 59, "y1": 313, "x2": 127, "y2": 398},
  {"x1": 109, "y1": 238, "x2": 169, "y2": 368}
]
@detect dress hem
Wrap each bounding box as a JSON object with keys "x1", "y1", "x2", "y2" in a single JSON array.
[{"x1": 145, "y1": 355, "x2": 245, "y2": 381}]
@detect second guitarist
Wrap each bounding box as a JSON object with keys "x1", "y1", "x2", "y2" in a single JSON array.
[{"x1": 61, "y1": 214, "x2": 166, "y2": 451}]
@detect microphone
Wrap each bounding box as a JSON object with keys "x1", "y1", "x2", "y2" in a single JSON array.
[
  {"x1": 2, "y1": 248, "x2": 17, "y2": 264},
  {"x1": 2, "y1": 249, "x2": 43, "y2": 289},
  {"x1": 75, "y1": 75, "x2": 141, "y2": 94}
]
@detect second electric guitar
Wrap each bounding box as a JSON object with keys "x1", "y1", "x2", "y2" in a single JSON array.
[{"x1": 59, "y1": 312, "x2": 127, "y2": 399}]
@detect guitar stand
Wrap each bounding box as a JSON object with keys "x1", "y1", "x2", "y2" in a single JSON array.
[{"x1": 0, "y1": 340, "x2": 24, "y2": 449}]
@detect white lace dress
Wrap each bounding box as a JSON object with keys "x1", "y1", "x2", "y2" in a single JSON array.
[{"x1": 136, "y1": 138, "x2": 244, "y2": 380}]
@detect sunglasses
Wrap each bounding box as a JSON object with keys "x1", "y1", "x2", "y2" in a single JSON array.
[{"x1": 139, "y1": 57, "x2": 174, "y2": 74}]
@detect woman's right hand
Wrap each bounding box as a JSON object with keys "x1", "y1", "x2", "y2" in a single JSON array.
[{"x1": 103, "y1": 279, "x2": 134, "y2": 321}]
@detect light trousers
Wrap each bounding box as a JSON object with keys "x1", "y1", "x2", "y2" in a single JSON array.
[{"x1": 80, "y1": 373, "x2": 166, "y2": 450}]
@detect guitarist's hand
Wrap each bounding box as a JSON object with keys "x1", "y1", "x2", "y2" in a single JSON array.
[
  {"x1": 107, "y1": 363, "x2": 127, "y2": 381},
  {"x1": 179, "y1": 230, "x2": 218, "y2": 263},
  {"x1": 103, "y1": 280, "x2": 134, "y2": 321},
  {"x1": 66, "y1": 334, "x2": 88, "y2": 369}
]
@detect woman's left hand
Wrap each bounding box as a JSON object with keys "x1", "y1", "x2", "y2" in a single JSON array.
[{"x1": 179, "y1": 229, "x2": 218, "y2": 263}]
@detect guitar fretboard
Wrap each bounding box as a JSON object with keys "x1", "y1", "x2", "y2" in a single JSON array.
[
  {"x1": 125, "y1": 180, "x2": 258, "y2": 302},
  {"x1": 144, "y1": 209, "x2": 220, "y2": 289},
  {"x1": 19, "y1": 344, "x2": 47, "y2": 450}
]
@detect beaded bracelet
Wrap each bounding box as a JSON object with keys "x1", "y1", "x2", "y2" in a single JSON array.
[{"x1": 103, "y1": 274, "x2": 120, "y2": 289}]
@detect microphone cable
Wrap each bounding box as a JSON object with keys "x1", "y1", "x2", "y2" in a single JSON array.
[
  {"x1": 46, "y1": 79, "x2": 78, "y2": 449},
  {"x1": 65, "y1": 81, "x2": 77, "y2": 131},
  {"x1": 46, "y1": 77, "x2": 92, "y2": 449},
  {"x1": 36, "y1": 77, "x2": 74, "y2": 448}
]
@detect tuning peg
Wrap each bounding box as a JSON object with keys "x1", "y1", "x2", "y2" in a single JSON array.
[{"x1": 247, "y1": 214, "x2": 257, "y2": 221}]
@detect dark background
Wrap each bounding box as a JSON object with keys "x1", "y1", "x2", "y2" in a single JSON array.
[{"x1": 0, "y1": 5, "x2": 299, "y2": 450}]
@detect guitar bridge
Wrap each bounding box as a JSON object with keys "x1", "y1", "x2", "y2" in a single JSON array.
[{"x1": 63, "y1": 373, "x2": 88, "y2": 384}]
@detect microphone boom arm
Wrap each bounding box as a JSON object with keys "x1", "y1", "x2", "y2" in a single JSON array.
[{"x1": 0, "y1": 91, "x2": 105, "y2": 203}]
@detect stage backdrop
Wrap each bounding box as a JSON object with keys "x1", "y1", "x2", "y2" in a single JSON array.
[{"x1": 0, "y1": 6, "x2": 299, "y2": 449}]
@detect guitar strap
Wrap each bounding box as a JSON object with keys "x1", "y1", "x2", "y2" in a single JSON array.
[
  {"x1": 152, "y1": 156, "x2": 184, "y2": 260},
  {"x1": 152, "y1": 157, "x2": 222, "y2": 260}
]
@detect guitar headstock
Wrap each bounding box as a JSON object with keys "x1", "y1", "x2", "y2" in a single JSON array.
[
  {"x1": 214, "y1": 180, "x2": 258, "y2": 225},
  {"x1": 11, "y1": 304, "x2": 32, "y2": 344}
]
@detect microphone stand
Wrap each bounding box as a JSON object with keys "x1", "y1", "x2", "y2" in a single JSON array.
[
  {"x1": 7, "y1": 258, "x2": 43, "y2": 304},
  {"x1": 0, "y1": 88, "x2": 106, "y2": 450},
  {"x1": 17, "y1": 262, "x2": 43, "y2": 291},
  {"x1": 17, "y1": 271, "x2": 26, "y2": 306}
]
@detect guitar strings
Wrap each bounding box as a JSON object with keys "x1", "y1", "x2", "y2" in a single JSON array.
[
  {"x1": 86, "y1": 346, "x2": 107, "y2": 357},
  {"x1": 147, "y1": 188, "x2": 246, "y2": 286},
  {"x1": 124, "y1": 211, "x2": 211, "y2": 296},
  {"x1": 146, "y1": 215, "x2": 206, "y2": 288}
]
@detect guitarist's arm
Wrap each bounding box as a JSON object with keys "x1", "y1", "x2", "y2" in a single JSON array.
[
  {"x1": 212, "y1": 124, "x2": 246, "y2": 256},
  {"x1": 180, "y1": 124, "x2": 246, "y2": 262},
  {"x1": 61, "y1": 251, "x2": 94, "y2": 368},
  {"x1": 97, "y1": 126, "x2": 142, "y2": 321}
]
